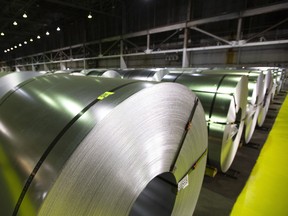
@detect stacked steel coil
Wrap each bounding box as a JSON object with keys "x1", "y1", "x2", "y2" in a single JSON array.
[
  {"x1": 257, "y1": 69, "x2": 273, "y2": 127},
  {"x1": 115, "y1": 68, "x2": 169, "y2": 81},
  {"x1": 162, "y1": 73, "x2": 248, "y2": 172},
  {"x1": 0, "y1": 72, "x2": 207, "y2": 216},
  {"x1": 199, "y1": 70, "x2": 264, "y2": 144},
  {"x1": 81, "y1": 69, "x2": 122, "y2": 78}
]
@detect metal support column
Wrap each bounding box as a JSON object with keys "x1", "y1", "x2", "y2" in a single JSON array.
[
  {"x1": 236, "y1": 18, "x2": 243, "y2": 65},
  {"x1": 83, "y1": 44, "x2": 86, "y2": 69},
  {"x1": 31, "y1": 64, "x2": 36, "y2": 71},
  {"x1": 69, "y1": 47, "x2": 72, "y2": 59},
  {"x1": 120, "y1": 40, "x2": 127, "y2": 69},
  {"x1": 236, "y1": 18, "x2": 243, "y2": 42},
  {"x1": 145, "y1": 34, "x2": 151, "y2": 53},
  {"x1": 99, "y1": 42, "x2": 102, "y2": 56},
  {"x1": 182, "y1": 28, "x2": 190, "y2": 68},
  {"x1": 60, "y1": 62, "x2": 66, "y2": 70},
  {"x1": 44, "y1": 63, "x2": 49, "y2": 71},
  {"x1": 31, "y1": 57, "x2": 35, "y2": 71}
]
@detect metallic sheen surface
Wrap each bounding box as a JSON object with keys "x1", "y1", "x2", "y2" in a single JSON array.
[
  {"x1": 82, "y1": 69, "x2": 121, "y2": 78},
  {"x1": 258, "y1": 70, "x2": 273, "y2": 126},
  {"x1": 200, "y1": 70, "x2": 264, "y2": 143},
  {"x1": 163, "y1": 73, "x2": 248, "y2": 172},
  {"x1": 119, "y1": 69, "x2": 169, "y2": 81},
  {"x1": 0, "y1": 72, "x2": 42, "y2": 99},
  {"x1": 0, "y1": 74, "x2": 207, "y2": 215}
]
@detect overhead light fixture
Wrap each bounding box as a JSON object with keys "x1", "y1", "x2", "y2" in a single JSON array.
[
  {"x1": 14, "y1": 45, "x2": 17, "y2": 48},
  {"x1": 19, "y1": 43, "x2": 22, "y2": 47},
  {"x1": 24, "y1": 41, "x2": 27, "y2": 44},
  {"x1": 88, "y1": 12, "x2": 92, "y2": 19},
  {"x1": 0, "y1": 32, "x2": 4, "y2": 36},
  {"x1": 13, "y1": 21, "x2": 18, "y2": 26},
  {"x1": 37, "y1": 35, "x2": 41, "y2": 39},
  {"x1": 23, "y1": 12, "x2": 28, "y2": 18},
  {"x1": 56, "y1": 27, "x2": 61, "y2": 31},
  {"x1": 11, "y1": 47, "x2": 14, "y2": 50},
  {"x1": 46, "y1": 31, "x2": 50, "y2": 36},
  {"x1": 7, "y1": 49, "x2": 10, "y2": 51},
  {"x1": 30, "y1": 38, "x2": 33, "y2": 42},
  {"x1": 4, "y1": 50, "x2": 7, "y2": 53}
]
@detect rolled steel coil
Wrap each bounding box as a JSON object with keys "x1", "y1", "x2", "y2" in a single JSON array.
[
  {"x1": 246, "y1": 67, "x2": 275, "y2": 126},
  {"x1": 163, "y1": 73, "x2": 248, "y2": 172},
  {"x1": 199, "y1": 69, "x2": 264, "y2": 144},
  {"x1": 0, "y1": 72, "x2": 11, "y2": 78},
  {"x1": 272, "y1": 68, "x2": 285, "y2": 95},
  {"x1": 0, "y1": 72, "x2": 42, "y2": 98},
  {"x1": 257, "y1": 70, "x2": 273, "y2": 127},
  {"x1": 118, "y1": 68, "x2": 169, "y2": 81},
  {"x1": 166, "y1": 68, "x2": 209, "y2": 74},
  {"x1": 0, "y1": 74, "x2": 207, "y2": 216},
  {"x1": 83, "y1": 69, "x2": 122, "y2": 78}
]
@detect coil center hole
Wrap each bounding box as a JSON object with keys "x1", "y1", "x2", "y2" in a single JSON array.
[{"x1": 129, "y1": 172, "x2": 177, "y2": 216}]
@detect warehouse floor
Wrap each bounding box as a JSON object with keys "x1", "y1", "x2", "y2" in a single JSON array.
[{"x1": 194, "y1": 81, "x2": 288, "y2": 216}]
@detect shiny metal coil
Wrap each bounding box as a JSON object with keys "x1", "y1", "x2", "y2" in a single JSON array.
[
  {"x1": 257, "y1": 69, "x2": 273, "y2": 127},
  {"x1": 272, "y1": 68, "x2": 285, "y2": 95},
  {"x1": 81, "y1": 69, "x2": 122, "y2": 78},
  {"x1": 0, "y1": 72, "x2": 42, "y2": 98},
  {"x1": 163, "y1": 73, "x2": 248, "y2": 172},
  {"x1": 165, "y1": 68, "x2": 209, "y2": 74},
  {"x1": 200, "y1": 70, "x2": 264, "y2": 144},
  {"x1": 118, "y1": 68, "x2": 169, "y2": 81},
  {"x1": 247, "y1": 67, "x2": 277, "y2": 126},
  {"x1": 0, "y1": 73, "x2": 207, "y2": 216}
]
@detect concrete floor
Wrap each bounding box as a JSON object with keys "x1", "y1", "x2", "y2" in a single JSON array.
[{"x1": 194, "y1": 82, "x2": 288, "y2": 216}]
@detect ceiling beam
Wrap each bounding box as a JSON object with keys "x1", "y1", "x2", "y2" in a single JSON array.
[
  {"x1": 44, "y1": 0, "x2": 120, "y2": 18},
  {"x1": 187, "y1": 2, "x2": 288, "y2": 27}
]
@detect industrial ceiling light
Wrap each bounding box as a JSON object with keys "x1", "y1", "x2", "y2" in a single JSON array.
[
  {"x1": 46, "y1": 31, "x2": 50, "y2": 36},
  {"x1": 88, "y1": 12, "x2": 92, "y2": 19},
  {"x1": 37, "y1": 35, "x2": 41, "y2": 39},
  {"x1": 23, "y1": 12, "x2": 28, "y2": 18},
  {"x1": 24, "y1": 41, "x2": 27, "y2": 44},
  {"x1": 4, "y1": 50, "x2": 7, "y2": 53},
  {"x1": 19, "y1": 43, "x2": 22, "y2": 47},
  {"x1": 14, "y1": 45, "x2": 17, "y2": 48},
  {"x1": 11, "y1": 47, "x2": 13, "y2": 50},
  {"x1": 13, "y1": 21, "x2": 18, "y2": 26},
  {"x1": 56, "y1": 27, "x2": 61, "y2": 31},
  {"x1": 7, "y1": 49, "x2": 10, "y2": 51},
  {"x1": 0, "y1": 32, "x2": 4, "y2": 36},
  {"x1": 30, "y1": 38, "x2": 33, "y2": 42}
]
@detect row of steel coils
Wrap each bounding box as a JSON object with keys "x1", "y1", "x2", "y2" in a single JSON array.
[
  {"x1": 0, "y1": 67, "x2": 286, "y2": 215},
  {"x1": 107, "y1": 67, "x2": 284, "y2": 172}
]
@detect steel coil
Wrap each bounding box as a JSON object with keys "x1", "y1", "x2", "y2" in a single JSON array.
[
  {"x1": 119, "y1": 69, "x2": 169, "y2": 82},
  {"x1": 0, "y1": 72, "x2": 11, "y2": 78},
  {"x1": 0, "y1": 74, "x2": 207, "y2": 215},
  {"x1": 0, "y1": 72, "x2": 42, "y2": 98},
  {"x1": 166, "y1": 68, "x2": 209, "y2": 74},
  {"x1": 82, "y1": 69, "x2": 122, "y2": 78},
  {"x1": 258, "y1": 70, "x2": 273, "y2": 127},
  {"x1": 247, "y1": 67, "x2": 275, "y2": 126},
  {"x1": 200, "y1": 70, "x2": 264, "y2": 144},
  {"x1": 163, "y1": 73, "x2": 248, "y2": 172}
]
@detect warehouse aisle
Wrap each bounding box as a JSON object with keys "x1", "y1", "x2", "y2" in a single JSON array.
[{"x1": 231, "y1": 95, "x2": 288, "y2": 216}]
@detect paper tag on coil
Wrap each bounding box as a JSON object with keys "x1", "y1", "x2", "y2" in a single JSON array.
[{"x1": 178, "y1": 174, "x2": 189, "y2": 191}]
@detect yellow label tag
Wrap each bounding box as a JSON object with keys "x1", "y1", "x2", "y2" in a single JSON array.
[{"x1": 97, "y1": 91, "x2": 115, "y2": 100}]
